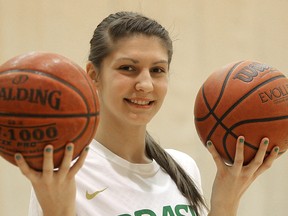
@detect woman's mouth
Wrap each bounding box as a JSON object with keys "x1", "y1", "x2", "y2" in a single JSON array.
[{"x1": 124, "y1": 98, "x2": 154, "y2": 106}]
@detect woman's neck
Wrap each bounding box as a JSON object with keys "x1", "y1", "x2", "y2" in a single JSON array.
[{"x1": 94, "y1": 119, "x2": 151, "y2": 164}]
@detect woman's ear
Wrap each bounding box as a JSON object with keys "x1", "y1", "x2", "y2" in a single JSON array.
[{"x1": 86, "y1": 62, "x2": 100, "y2": 85}]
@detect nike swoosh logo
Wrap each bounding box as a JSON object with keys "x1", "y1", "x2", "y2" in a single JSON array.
[{"x1": 86, "y1": 187, "x2": 107, "y2": 200}]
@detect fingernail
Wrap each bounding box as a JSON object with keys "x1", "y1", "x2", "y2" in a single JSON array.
[
  {"x1": 207, "y1": 140, "x2": 213, "y2": 147},
  {"x1": 67, "y1": 146, "x2": 73, "y2": 151},
  {"x1": 239, "y1": 138, "x2": 244, "y2": 143},
  {"x1": 274, "y1": 147, "x2": 279, "y2": 153},
  {"x1": 15, "y1": 154, "x2": 21, "y2": 160},
  {"x1": 85, "y1": 146, "x2": 89, "y2": 152},
  {"x1": 264, "y1": 139, "x2": 269, "y2": 145},
  {"x1": 45, "y1": 147, "x2": 52, "y2": 153}
]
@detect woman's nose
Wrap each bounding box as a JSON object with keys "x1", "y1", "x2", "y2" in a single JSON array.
[{"x1": 135, "y1": 70, "x2": 153, "y2": 92}]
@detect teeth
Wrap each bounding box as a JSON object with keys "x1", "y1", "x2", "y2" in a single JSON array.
[{"x1": 129, "y1": 99, "x2": 151, "y2": 105}]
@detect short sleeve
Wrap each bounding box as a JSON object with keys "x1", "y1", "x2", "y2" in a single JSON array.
[
  {"x1": 165, "y1": 149, "x2": 203, "y2": 193},
  {"x1": 28, "y1": 188, "x2": 43, "y2": 216},
  {"x1": 165, "y1": 149, "x2": 208, "y2": 216}
]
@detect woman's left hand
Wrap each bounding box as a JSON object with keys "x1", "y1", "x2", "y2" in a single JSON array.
[{"x1": 208, "y1": 136, "x2": 279, "y2": 216}]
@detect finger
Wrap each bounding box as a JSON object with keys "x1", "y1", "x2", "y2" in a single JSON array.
[
  {"x1": 248, "y1": 138, "x2": 269, "y2": 172},
  {"x1": 58, "y1": 143, "x2": 74, "y2": 175},
  {"x1": 14, "y1": 153, "x2": 38, "y2": 182},
  {"x1": 232, "y1": 136, "x2": 245, "y2": 170},
  {"x1": 68, "y1": 145, "x2": 89, "y2": 178},
  {"x1": 206, "y1": 140, "x2": 225, "y2": 170},
  {"x1": 42, "y1": 145, "x2": 54, "y2": 177},
  {"x1": 255, "y1": 145, "x2": 279, "y2": 177}
]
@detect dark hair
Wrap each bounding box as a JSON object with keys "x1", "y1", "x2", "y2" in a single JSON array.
[
  {"x1": 89, "y1": 11, "x2": 173, "y2": 68},
  {"x1": 88, "y1": 11, "x2": 207, "y2": 215}
]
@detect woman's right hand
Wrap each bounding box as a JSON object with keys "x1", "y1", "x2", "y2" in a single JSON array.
[{"x1": 14, "y1": 143, "x2": 89, "y2": 216}]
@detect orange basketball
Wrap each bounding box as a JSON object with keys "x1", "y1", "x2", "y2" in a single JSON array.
[
  {"x1": 0, "y1": 52, "x2": 100, "y2": 170},
  {"x1": 194, "y1": 60, "x2": 288, "y2": 165}
]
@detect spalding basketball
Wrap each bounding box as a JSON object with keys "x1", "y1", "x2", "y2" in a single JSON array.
[
  {"x1": 194, "y1": 60, "x2": 288, "y2": 165},
  {"x1": 0, "y1": 52, "x2": 100, "y2": 170}
]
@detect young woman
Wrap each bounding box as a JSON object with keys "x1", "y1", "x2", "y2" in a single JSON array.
[{"x1": 15, "y1": 11, "x2": 279, "y2": 216}]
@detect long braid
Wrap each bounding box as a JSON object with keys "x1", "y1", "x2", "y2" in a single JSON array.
[{"x1": 145, "y1": 132, "x2": 208, "y2": 215}]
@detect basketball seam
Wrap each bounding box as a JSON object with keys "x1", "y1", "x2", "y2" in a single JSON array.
[
  {"x1": 199, "y1": 72, "x2": 286, "y2": 162},
  {"x1": 206, "y1": 74, "x2": 286, "y2": 142},
  {"x1": 195, "y1": 61, "x2": 244, "y2": 121},
  {"x1": 223, "y1": 115, "x2": 288, "y2": 162},
  {"x1": 0, "y1": 68, "x2": 99, "y2": 163}
]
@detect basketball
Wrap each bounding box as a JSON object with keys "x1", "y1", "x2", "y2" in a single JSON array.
[
  {"x1": 0, "y1": 52, "x2": 100, "y2": 170},
  {"x1": 194, "y1": 60, "x2": 288, "y2": 165}
]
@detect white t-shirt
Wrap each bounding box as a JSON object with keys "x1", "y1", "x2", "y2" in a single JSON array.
[{"x1": 29, "y1": 139, "x2": 207, "y2": 216}]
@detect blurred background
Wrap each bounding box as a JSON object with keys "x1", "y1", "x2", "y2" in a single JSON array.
[{"x1": 0, "y1": 0, "x2": 288, "y2": 215}]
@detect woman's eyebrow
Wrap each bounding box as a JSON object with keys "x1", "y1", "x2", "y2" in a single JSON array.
[
  {"x1": 152, "y1": 60, "x2": 168, "y2": 65},
  {"x1": 115, "y1": 57, "x2": 139, "y2": 64}
]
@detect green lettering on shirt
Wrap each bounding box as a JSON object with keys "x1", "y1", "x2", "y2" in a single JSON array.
[
  {"x1": 135, "y1": 209, "x2": 157, "y2": 216},
  {"x1": 163, "y1": 205, "x2": 175, "y2": 216},
  {"x1": 118, "y1": 204, "x2": 196, "y2": 216},
  {"x1": 175, "y1": 205, "x2": 196, "y2": 216}
]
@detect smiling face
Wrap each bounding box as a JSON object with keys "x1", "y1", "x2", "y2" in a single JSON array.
[{"x1": 90, "y1": 35, "x2": 169, "y2": 127}]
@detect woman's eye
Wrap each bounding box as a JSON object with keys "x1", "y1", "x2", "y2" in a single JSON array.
[
  {"x1": 151, "y1": 67, "x2": 165, "y2": 73},
  {"x1": 119, "y1": 66, "x2": 134, "y2": 71}
]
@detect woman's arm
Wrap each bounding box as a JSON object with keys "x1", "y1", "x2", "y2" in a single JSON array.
[
  {"x1": 207, "y1": 136, "x2": 279, "y2": 216},
  {"x1": 15, "y1": 143, "x2": 88, "y2": 216}
]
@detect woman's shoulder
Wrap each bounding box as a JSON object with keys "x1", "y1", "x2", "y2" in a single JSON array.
[
  {"x1": 165, "y1": 149, "x2": 197, "y2": 168},
  {"x1": 165, "y1": 149, "x2": 202, "y2": 187}
]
